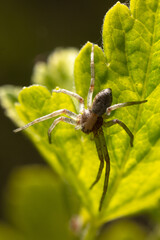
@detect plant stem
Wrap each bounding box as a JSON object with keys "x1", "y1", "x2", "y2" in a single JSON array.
[{"x1": 82, "y1": 223, "x2": 99, "y2": 240}]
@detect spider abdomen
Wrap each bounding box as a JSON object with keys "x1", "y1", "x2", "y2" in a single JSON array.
[{"x1": 92, "y1": 88, "x2": 112, "y2": 116}]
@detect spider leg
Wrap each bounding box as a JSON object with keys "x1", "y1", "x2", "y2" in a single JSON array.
[
  {"x1": 89, "y1": 130, "x2": 104, "y2": 190},
  {"x1": 99, "y1": 128, "x2": 110, "y2": 211},
  {"x1": 106, "y1": 100, "x2": 147, "y2": 115},
  {"x1": 13, "y1": 109, "x2": 78, "y2": 133},
  {"x1": 87, "y1": 44, "x2": 95, "y2": 109},
  {"x1": 104, "y1": 119, "x2": 134, "y2": 147},
  {"x1": 52, "y1": 88, "x2": 85, "y2": 113},
  {"x1": 48, "y1": 117, "x2": 77, "y2": 144}
]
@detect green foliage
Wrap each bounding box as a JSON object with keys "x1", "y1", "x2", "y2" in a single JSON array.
[
  {"x1": 32, "y1": 48, "x2": 78, "y2": 91},
  {"x1": 2, "y1": 166, "x2": 78, "y2": 240},
  {"x1": 0, "y1": 223, "x2": 22, "y2": 240},
  {"x1": 1, "y1": 0, "x2": 160, "y2": 239},
  {"x1": 97, "y1": 219, "x2": 147, "y2": 240},
  {"x1": 74, "y1": 42, "x2": 108, "y2": 102}
]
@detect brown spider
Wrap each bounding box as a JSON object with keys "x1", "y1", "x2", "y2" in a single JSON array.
[{"x1": 14, "y1": 44, "x2": 147, "y2": 211}]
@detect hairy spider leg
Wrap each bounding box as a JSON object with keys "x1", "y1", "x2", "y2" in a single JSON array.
[
  {"x1": 53, "y1": 88, "x2": 85, "y2": 113},
  {"x1": 99, "y1": 127, "x2": 110, "y2": 211},
  {"x1": 89, "y1": 130, "x2": 104, "y2": 190},
  {"x1": 104, "y1": 119, "x2": 134, "y2": 147},
  {"x1": 13, "y1": 109, "x2": 78, "y2": 133},
  {"x1": 48, "y1": 117, "x2": 77, "y2": 144},
  {"x1": 87, "y1": 44, "x2": 95, "y2": 109},
  {"x1": 106, "y1": 100, "x2": 147, "y2": 115}
]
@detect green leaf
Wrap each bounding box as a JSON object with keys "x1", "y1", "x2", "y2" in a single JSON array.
[
  {"x1": 98, "y1": 0, "x2": 160, "y2": 224},
  {"x1": 97, "y1": 219, "x2": 147, "y2": 240},
  {"x1": 1, "y1": 0, "x2": 160, "y2": 234},
  {"x1": 4, "y1": 166, "x2": 77, "y2": 240},
  {"x1": 0, "y1": 85, "x2": 21, "y2": 124},
  {"x1": 74, "y1": 42, "x2": 108, "y2": 103},
  {"x1": 32, "y1": 48, "x2": 78, "y2": 91},
  {"x1": 0, "y1": 223, "x2": 23, "y2": 240}
]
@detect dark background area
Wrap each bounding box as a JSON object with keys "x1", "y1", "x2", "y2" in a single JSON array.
[{"x1": 0, "y1": 0, "x2": 126, "y2": 219}]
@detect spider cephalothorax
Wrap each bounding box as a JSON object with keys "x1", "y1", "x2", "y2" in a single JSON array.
[
  {"x1": 80, "y1": 110, "x2": 103, "y2": 134},
  {"x1": 14, "y1": 44, "x2": 147, "y2": 210},
  {"x1": 80, "y1": 88, "x2": 112, "y2": 134}
]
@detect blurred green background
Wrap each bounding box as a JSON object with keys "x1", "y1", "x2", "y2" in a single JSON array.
[{"x1": 1, "y1": 1, "x2": 159, "y2": 239}]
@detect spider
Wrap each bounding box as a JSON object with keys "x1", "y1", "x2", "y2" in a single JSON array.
[{"x1": 14, "y1": 44, "x2": 147, "y2": 211}]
